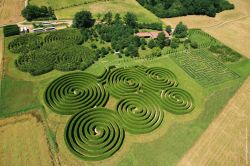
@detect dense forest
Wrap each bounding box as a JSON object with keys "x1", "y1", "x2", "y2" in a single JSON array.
[{"x1": 137, "y1": 0, "x2": 234, "y2": 17}]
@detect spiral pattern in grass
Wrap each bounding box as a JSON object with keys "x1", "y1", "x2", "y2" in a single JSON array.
[
  {"x1": 161, "y1": 87, "x2": 195, "y2": 114},
  {"x1": 116, "y1": 92, "x2": 164, "y2": 134},
  {"x1": 105, "y1": 67, "x2": 147, "y2": 98},
  {"x1": 64, "y1": 108, "x2": 124, "y2": 160},
  {"x1": 44, "y1": 72, "x2": 109, "y2": 115},
  {"x1": 144, "y1": 67, "x2": 178, "y2": 91}
]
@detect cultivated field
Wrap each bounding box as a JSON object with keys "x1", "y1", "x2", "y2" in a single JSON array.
[
  {"x1": 0, "y1": 112, "x2": 53, "y2": 165},
  {"x1": 179, "y1": 77, "x2": 250, "y2": 166},
  {"x1": 0, "y1": 0, "x2": 25, "y2": 25},
  {"x1": 162, "y1": 0, "x2": 250, "y2": 58}
]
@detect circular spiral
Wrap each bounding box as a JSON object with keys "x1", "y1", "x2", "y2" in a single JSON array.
[
  {"x1": 44, "y1": 72, "x2": 109, "y2": 115},
  {"x1": 64, "y1": 108, "x2": 125, "y2": 160},
  {"x1": 144, "y1": 67, "x2": 178, "y2": 91},
  {"x1": 116, "y1": 92, "x2": 164, "y2": 134},
  {"x1": 105, "y1": 67, "x2": 148, "y2": 98},
  {"x1": 161, "y1": 87, "x2": 195, "y2": 114}
]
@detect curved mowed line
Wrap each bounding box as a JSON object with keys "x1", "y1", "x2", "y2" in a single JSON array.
[
  {"x1": 161, "y1": 87, "x2": 195, "y2": 114},
  {"x1": 44, "y1": 72, "x2": 109, "y2": 115},
  {"x1": 64, "y1": 108, "x2": 125, "y2": 160}
]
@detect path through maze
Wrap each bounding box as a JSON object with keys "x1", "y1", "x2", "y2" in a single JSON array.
[
  {"x1": 44, "y1": 66, "x2": 195, "y2": 160},
  {"x1": 171, "y1": 50, "x2": 240, "y2": 87}
]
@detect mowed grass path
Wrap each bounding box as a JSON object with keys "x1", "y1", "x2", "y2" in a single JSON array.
[{"x1": 45, "y1": 0, "x2": 161, "y2": 23}]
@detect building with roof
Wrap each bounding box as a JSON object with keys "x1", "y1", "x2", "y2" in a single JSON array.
[{"x1": 135, "y1": 31, "x2": 170, "y2": 39}]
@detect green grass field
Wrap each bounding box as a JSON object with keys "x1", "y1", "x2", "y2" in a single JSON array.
[
  {"x1": 2, "y1": 26, "x2": 250, "y2": 165},
  {"x1": 29, "y1": 0, "x2": 162, "y2": 23}
]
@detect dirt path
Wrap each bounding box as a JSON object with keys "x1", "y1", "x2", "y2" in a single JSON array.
[{"x1": 178, "y1": 77, "x2": 250, "y2": 166}]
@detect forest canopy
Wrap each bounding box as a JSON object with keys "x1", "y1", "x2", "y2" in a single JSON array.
[{"x1": 136, "y1": 0, "x2": 234, "y2": 18}]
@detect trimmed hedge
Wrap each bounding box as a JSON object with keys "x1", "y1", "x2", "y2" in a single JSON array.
[
  {"x1": 3, "y1": 25, "x2": 20, "y2": 37},
  {"x1": 45, "y1": 65, "x2": 195, "y2": 160}
]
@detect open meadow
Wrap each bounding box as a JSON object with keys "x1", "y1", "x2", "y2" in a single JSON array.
[
  {"x1": 29, "y1": 0, "x2": 161, "y2": 23},
  {"x1": 0, "y1": 0, "x2": 25, "y2": 25}
]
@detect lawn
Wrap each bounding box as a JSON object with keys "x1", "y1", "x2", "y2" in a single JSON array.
[{"x1": 50, "y1": 0, "x2": 161, "y2": 23}]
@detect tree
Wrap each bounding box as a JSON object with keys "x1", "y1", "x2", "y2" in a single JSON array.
[
  {"x1": 170, "y1": 38, "x2": 179, "y2": 49},
  {"x1": 156, "y1": 32, "x2": 166, "y2": 49},
  {"x1": 174, "y1": 22, "x2": 188, "y2": 38},
  {"x1": 148, "y1": 39, "x2": 156, "y2": 49},
  {"x1": 73, "y1": 11, "x2": 95, "y2": 28},
  {"x1": 166, "y1": 25, "x2": 172, "y2": 34},
  {"x1": 114, "y1": 13, "x2": 122, "y2": 24},
  {"x1": 21, "y1": 5, "x2": 55, "y2": 21},
  {"x1": 151, "y1": 47, "x2": 162, "y2": 57},
  {"x1": 125, "y1": 45, "x2": 139, "y2": 57},
  {"x1": 124, "y1": 12, "x2": 138, "y2": 28},
  {"x1": 102, "y1": 11, "x2": 112, "y2": 24}
]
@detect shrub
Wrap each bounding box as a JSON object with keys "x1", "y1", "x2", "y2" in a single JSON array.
[
  {"x1": 151, "y1": 47, "x2": 162, "y2": 57},
  {"x1": 170, "y1": 39, "x2": 179, "y2": 49},
  {"x1": 190, "y1": 41, "x2": 198, "y2": 49},
  {"x1": 148, "y1": 39, "x2": 156, "y2": 49}
]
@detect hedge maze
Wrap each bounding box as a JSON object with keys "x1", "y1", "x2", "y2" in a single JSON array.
[
  {"x1": 44, "y1": 72, "x2": 109, "y2": 115},
  {"x1": 44, "y1": 66, "x2": 195, "y2": 160},
  {"x1": 64, "y1": 108, "x2": 125, "y2": 161},
  {"x1": 171, "y1": 50, "x2": 240, "y2": 87},
  {"x1": 8, "y1": 29, "x2": 97, "y2": 76}
]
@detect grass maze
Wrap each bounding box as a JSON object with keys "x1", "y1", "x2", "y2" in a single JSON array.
[
  {"x1": 64, "y1": 108, "x2": 125, "y2": 160},
  {"x1": 44, "y1": 66, "x2": 195, "y2": 160},
  {"x1": 44, "y1": 72, "x2": 109, "y2": 115},
  {"x1": 171, "y1": 50, "x2": 240, "y2": 86}
]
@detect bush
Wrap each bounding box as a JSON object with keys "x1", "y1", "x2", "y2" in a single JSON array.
[
  {"x1": 91, "y1": 43, "x2": 97, "y2": 49},
  {"x1": 190, "y1": 41, "x2": 198, "y2": 49},
  {"x1": 3, "y1": 25, "x2": 20, "y2": 37},
  {"x1": 170, "y1": 39, "x2": 179, "y2": 49},
  {"x1": 148, "y1": 39, "x2": 156, "y2": 49},
  {"x1": 151, "y1": 47, "x2": 162, "y2": 57}
]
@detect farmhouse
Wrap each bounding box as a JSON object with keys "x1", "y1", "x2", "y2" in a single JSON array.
[{"x1": 135, "y1": 31, "x2": 170, "y2": 39}]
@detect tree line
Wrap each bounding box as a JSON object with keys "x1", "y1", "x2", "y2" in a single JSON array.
[{"x1": 137, "y1": 0, "x2": 234, "y2": 17}]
